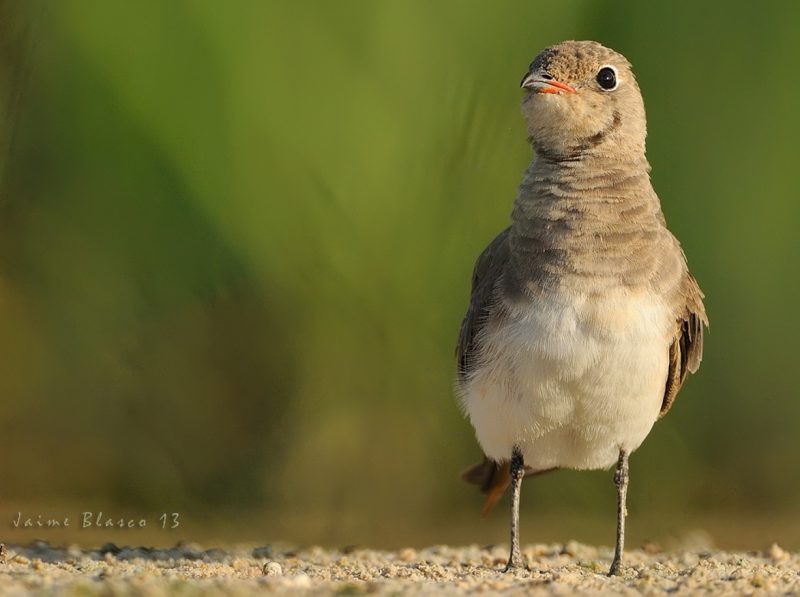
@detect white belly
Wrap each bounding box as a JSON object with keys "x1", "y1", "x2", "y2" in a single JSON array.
[{"x1": 460, "y1": 288, "x2": 673, "y2": 471}]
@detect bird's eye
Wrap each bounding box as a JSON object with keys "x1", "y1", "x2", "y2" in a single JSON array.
[{"x1": 596, "y1": 66, "x2": 617, "y2": 91}]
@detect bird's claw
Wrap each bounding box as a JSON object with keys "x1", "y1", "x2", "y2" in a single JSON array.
[
  {"x1": 503, "y1": 554, "x2": 527, "y2": 572},
  {"x1": 607, "y1": 558, "x2": 623, "y2": 576}
]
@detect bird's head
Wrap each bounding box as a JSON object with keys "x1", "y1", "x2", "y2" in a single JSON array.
[{"x1": 520, "y1": 41, "x2": 647, "y2": 162}]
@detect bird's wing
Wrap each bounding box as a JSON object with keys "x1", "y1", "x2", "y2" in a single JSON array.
[
  {"x1": 456, "y1": 227, "x2": 510, "y2": 382},
  {"x1": 660, "y1": 272, "x2": 708, "y2": 417},
  {"x1": 456, "y1": 228, "x2": 516, "y2": 515}
]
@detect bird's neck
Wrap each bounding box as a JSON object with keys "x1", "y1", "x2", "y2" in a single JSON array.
[
  {"x1": 514, "y1": 151, "x2": 657, "y2": 224},
  {"x1": 521, "y1": 151, "x2": 653, "y2": 201}
]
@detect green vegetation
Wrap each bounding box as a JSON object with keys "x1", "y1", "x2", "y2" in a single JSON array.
[{"x1": 1, "y1": 1, "x2": 798, "y2": 549}]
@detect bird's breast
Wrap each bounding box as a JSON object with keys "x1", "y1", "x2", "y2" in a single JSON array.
[{"x1": 461, "y1": 286, "x2": 674, "y2": 469}]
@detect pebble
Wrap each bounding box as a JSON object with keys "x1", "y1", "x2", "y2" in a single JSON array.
[
  {"x1": 769, "y1": 543, "x2": 788, "y2": 562},
  {"x1": 292, "y1": 573, "x2": 312, "y2": 588},
  {"x1": 252, "y1": 545, "x2": 273, "y2": 559},
  {"x1": 263, "y1": 561, "x2": 283, "y2": 576},
  {"x1": 398, "y1": 548, "x2": 416, "y2": 562}
]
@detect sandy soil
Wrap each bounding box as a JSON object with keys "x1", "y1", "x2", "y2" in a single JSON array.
[{"x1": 0, "y1": 540, "x2": 797, "y2": 595}]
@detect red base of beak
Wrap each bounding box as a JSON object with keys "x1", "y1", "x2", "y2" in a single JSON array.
[{"x1": 540, "y1": 80, "x2": 576, "y2": 94}]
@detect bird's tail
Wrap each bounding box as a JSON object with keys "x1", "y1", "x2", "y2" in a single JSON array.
[
  {"x1": 462, "y1": 455, "x2": 556, "y2": 516},
  {"x1": 461, "y1": 456, "x2": 511, "y2": 517}
]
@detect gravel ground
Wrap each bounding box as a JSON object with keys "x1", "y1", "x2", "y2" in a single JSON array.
[{"x1": 0, "y1": 540, "x2": 798, "y2": 595}]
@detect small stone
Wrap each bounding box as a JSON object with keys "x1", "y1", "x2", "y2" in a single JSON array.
[
  {"x1": 769, "y1": 543, "x2": 788, "y2": 562},
  {"x1": 202, "y1": 548, "x2": 226, "y2": 561},
  {"x1": 252, "y1": 545, "x2": 273, "y2": 559},
  {"x1": 398, "y1": 548, "x2": 416, "y2": 562},
  {"x1": 30, "y1": 540, "x2": 50, "y2": 552},
  {"x1": 99, "y1": 542, "x2": 121, "y2": 555},
  {"x1": 263, "y1": 561, "x2": 282, "y2": 576},
  {"x1": 66, "y1": 544, "x2": 82, "y2": 559},
  {"x1": 292, "y1": 573, "x2": 311, "y2": 588}
]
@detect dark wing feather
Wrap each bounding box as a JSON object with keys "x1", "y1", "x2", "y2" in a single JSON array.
[
  {"x1": 660, "y1": 272, "x2": 707, "y2": 417},
  {"x1": 456, "y1": 229, "x2": 515, "y2": 515},
  {"x1": 456, "y1": 228, "x2": 510, "y2": 382}
]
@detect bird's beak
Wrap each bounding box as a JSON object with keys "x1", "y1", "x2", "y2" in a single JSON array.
[{"x1": 520, "y1": 72, "x2": 576, "y2": 94}]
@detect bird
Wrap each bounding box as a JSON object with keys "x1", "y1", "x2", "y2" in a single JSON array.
[{"x1": 456, "y1": 40, "x2": 707, "y2": 576}]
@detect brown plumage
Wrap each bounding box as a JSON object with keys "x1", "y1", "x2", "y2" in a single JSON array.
[
  {"x1": 661, "y1": 273, "x2": 706, "y2": 416},
  {"x1": 455, "y1": 41, "x2": 708, "y2": 573}
]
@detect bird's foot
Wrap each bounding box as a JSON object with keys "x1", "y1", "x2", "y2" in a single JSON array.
[
  {"x1": 607, "y1": 557, "x2": 623, "y2": 576},
  {"x1": 502, "y1": 551, "x2": 527, "y2": 572}
]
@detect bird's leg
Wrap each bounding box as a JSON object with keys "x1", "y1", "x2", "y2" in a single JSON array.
[
  {"x1": 608, "y1": 448, "x2": 629, "y2": 576},
  {"x1": 503, "y1": 447, "x2": 526, "y2": 571}
]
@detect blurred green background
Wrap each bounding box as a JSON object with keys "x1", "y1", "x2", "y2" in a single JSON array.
[{"x1": 1, "y1": 1, "x2": 798, "y2": 550}]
